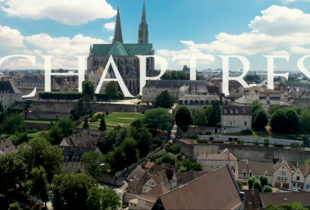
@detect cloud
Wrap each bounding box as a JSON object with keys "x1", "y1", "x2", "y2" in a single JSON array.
[
  {"x1": 269, "y1": 50, "x2": 290, "y2": 55},
  {"x1": 0, "y1": 25, "x2": 24, "y2": 48},
  {"x1": 109, "y1": 36, "x2": 114, "y2": 41},
  {"x1": 0, "y1": 0, "x2": 116, "y2": 25},
  {"x1": 104, "y1": 22, "x2": 115, "y2": 31},
  {"x1": 290, "y1": 46, "x2": 310, "y2": 54},
  {"x1": 24, "y1": 33, "x2": 108, "y2": 56},
  {"x1": 13, "y1": 49, "x2": 42, "y2": 56},
  {"x1": 0, "y1": 58, "x2": 44, "y2": 69},
  {"x1": 168, "y1": 6, "x2": 310, "y2": 56}
]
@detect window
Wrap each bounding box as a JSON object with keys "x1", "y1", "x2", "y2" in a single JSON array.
[
  {"x1": 243, "y1": 109, "x2": 246, "y2": 114},
  {"x1": 230, "y1": 109, "x2": 233, "y2": 114},
  {"x1": 297, "y1": 176, "x2": 300, "y2": 181},
  {"x1": 236, "y1": 109, "x2": 238, "y2": 114},
  {"x1": 280, "y1": 171, "x2": 286, "y2": 176},
  {"x1": 244, "y1": 121, "x2": 247, "y2": 126},
  {"x1": 243, "y1": 172, "x2": 246, "y2": 177},
  {"x1": 249, "y1": 172, "x2": 252, "y2": 177},
  {"x1": 224, "y1": 109, "x2": 227, "y2": 114}
]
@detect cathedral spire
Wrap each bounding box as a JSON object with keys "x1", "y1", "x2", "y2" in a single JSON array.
[
  {"x1": 113, "y1": 7, "x2": 123, "y2": 44},
  {"x1": 138, "y1": 0, "x2": 148, "y2": 43}
]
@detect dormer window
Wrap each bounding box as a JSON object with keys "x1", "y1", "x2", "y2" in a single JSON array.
[
  {"x1": 230, "y1": 109, "x2": 233, "y2": 114},
  {"x1": 236, "y1": 109, "x2": 238, "y2": 114},
  {"x1": 224, "y1": 109, "x2": 227, "y2": 114},
  {"x1": 243, "y1": 109, "x2": 246, "y2": 114}
]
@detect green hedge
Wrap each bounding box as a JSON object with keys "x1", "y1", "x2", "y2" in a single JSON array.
[
  {"x1": 39, "y1": 91, "x2": 124, "y2": 100},
  {"x1": 288, "y1": 135, "x2": 297, "y2": 140}
]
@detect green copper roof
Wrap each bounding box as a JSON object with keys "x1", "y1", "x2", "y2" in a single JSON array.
[
  {"x1": 93, "y1": 43, "x2": 153, "y2": 56},
  {"x1": 108, "y1": 41, "x2": 128, "y2": 56}
]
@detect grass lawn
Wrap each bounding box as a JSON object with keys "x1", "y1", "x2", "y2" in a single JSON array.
[
  {"x1": 78, "y1": 112, "x2": 144, "y2": 131},
  {"x1": 25, "y1": 119, "x2": 56, "y2": 124},
  {"x1": 27, "y1": 131, "x2": 44, "y2": 138}
]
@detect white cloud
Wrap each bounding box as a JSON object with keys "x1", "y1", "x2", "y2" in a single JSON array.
[
  {"x1": 13, "y1": 49, "x2": 42, "y2": 56},
  {"x1": 290, "y1": 46, "x2": 310, "y2": 54},
  {"x1": 25, "y1": 33, "x2": 108, "y2": 56},
  {"x1": 0, "y1": 25, "x2": 24, "y2": 48},
  {"x1": 0, "y1": 0, "x2": 116, "y2": 25},
  {"x1": 109, "y1": 36, "x2": 114, "y2": 41},
  {"x1": 0, "y1": 58, "x2": 44, "y2": 69},
  {"x1": 269, "y1": 50, "x2": 290, "y2": 55},
  {"x1": 104, "y1": 22, "x2": 115, "y2": 31}
]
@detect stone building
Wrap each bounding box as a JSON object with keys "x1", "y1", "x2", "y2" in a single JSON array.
[
  {"x1": 87, "y1": 2, "x2": 154, "y2": 95},
  {"x1": 0, "y1": 80, "x2": 22, "y2": 110},
  {"x1": 221, "y1": 105, "x2": 252, "y2": 133}
]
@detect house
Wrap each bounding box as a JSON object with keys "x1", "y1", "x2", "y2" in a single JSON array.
[
  {"x1": 141, "y1": 80, "x2": 209, "y2": 102},
  {"x1": 127, "y1": 165, "x2": 148, "y2": 195},
  {"x1": 197, "y1": 148, "x2": 238, "y2": 177},
  {"x1": 238, "y1": 160, "x2": 273, "y2": 184},
  {"x1": 221, "y1": 105, "x2": 252, "y2": 133},
  {"x1": 243, "y1": 190, "x2": 261, "y2": 210},
  {"x1": 0, "y1": 139, "x2": 17, "y2": 156},
  {"x1": 178, "y1": 95, "x2": 227, "y2": 115},
  {"x1": 259, "y1": 192, "x2": 310, "y2": 208},
  {"x1": 59, "y1": 131, "x2": 97, "y2": 147},
  {"x1": 0, "y1": 80, "x2": 22, "y2": 110},
  {"x1": 272, "y1": 159, "x2": 295, "y2": 188},
  {"x1": 142, "y1": 170, "x2": 170, "y2": 193},
  {"x1": 292, "y1": 166, "x2": 305, "y2": 189},
  {"x1": 131, "y1": 182, "x2": 170, "y2": 209},
  {"x1": 62, "y1": 146, "x2": 102, "y2": 173},
  {"x1": 298, "y1": 163, "x2": 310, "y2": 191},
  {"x1": 151, "y1": 163, "x2": 176, "y2": 190},
  {"x1": 289, "y1": 98, "x2": 310, "y2": 109},
  {"x1": 151, "y1": 165, "x2": 244, "y2": 210}
]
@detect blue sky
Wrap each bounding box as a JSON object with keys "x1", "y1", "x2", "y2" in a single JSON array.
[{"x1": 1, "y1": 0, "x2": 310, "y2": 71}]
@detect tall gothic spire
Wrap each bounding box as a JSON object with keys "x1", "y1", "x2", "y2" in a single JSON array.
[
  {"x1": 113, "y1": 7, "x2": 123, "y2": 44},
  {"x1": 138, "y1": 0, "x2": 148, "y2": 43}
]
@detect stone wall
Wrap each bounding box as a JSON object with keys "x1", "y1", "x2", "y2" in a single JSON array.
[
  {"x1": 26, "y1": 122, "x2": 51, "y2": 131},
  {"x1": 16, "y1": 101, "x2": 153, "y2": 120},
  {"x1": 174, "y1": 139, "x2": 310, "y2": 163},
  {"x1": 177, "y1": 126, "x2": 217, "y2": 135}
]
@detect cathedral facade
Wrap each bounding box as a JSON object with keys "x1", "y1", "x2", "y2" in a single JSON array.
[{"x1": 87, "y1": 1, "x2": 154, "y2": 95}]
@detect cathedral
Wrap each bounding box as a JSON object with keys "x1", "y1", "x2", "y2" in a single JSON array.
[{"x1": 87, "y1": 1, "x2": 154, "y2": 95}]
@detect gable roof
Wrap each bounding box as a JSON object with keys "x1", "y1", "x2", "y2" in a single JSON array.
[
  {"x1": 127, "y1": 165, "x2": 146, "y2": 186},
  {"x1": 197, "y1": 149, "x2": 237, "y2": 161},
  {"x1": 63, "y1": 146, "x2": 99, "y2": 162},
  {"x1": 176, "y1": 171, "x2": 210, "y2": 186},
  {"x1": 153, "y1": 165, "x2": 243, "y2": 210},
  {"x1": 0, "y1": 80, "x2": 21, "y2": 93},
  {"x1": 248, "y1": 162, "x2": 274, "y2": 175},
  {"x1": 108, "y1": 41, "x2": 128, "y2": 56},
  {"x1": 299, "y1": 163, "x2": 310, "y2": 177},
  {"x1": 93, "y1": 43, "x2": 153, "y2": 56},
  {"x1": 222, "y1": 105, "x2": 252, "y2": 116},
  {"x1": 260, "y1": 192, "x2": 310, "y2": 208},
  {"x1": 243, "y1": 190, "x2": 261, "y2": 210},
  {"x1": 60, "y1": 131, "x2": 97, "y2": 147},
  {"x1": 138, "y1": 183, "x2": 169, "y2": 203}
]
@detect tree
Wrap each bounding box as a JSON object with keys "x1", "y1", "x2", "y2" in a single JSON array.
[
  {"x1": 267, "y1": 202, "x2": 307, "y2": 210},
  {"x1": 87, "y1": 187, "x2": 102, "y2": 210},
  {"x1": 105, "y1": 81, "x2": 118, "y2": 102},
  {"x1": 83, "y1": 117, "x2": 90, "y2": 129},
  {"x1": 262, "y1": 185, "x2": 272, "y2": 192},
  {"x1": 58, "y1": 119, "x2": 76, "y2": 137},
  {"x1": 82, "y1": 80, "x2": 95, "y2": 98},
  {"x1": 101, "y1": 187, "x2": 121, "y2": 210},
  {"x1": 193, "y1": 108, "x2": 207, "y2": 126},
  {"x1": 115, "y1": 127, "x2": 128, "y2": 147},
  {"x1": 98, "y1": 130, "x2": 118, "y2": 154},
  {"x1": 69, "y1": 109, "x2": 81, "y2": 121},
  {"x1": 17, "y1": 137, "x2": 63, "y2": 183},
  {"x1": 48, "y1": 125, "x2": 63, "y2": 145},
  {"x1": 3, "y1": 113, "x2": 26, "y2": 134},
  {"x1": 208, "y1": 100, "x2": 221, "y2": 126},
  {"x1": 155, "y1": 153, "x2": 176, "y2": 165},
  {"x1": 259, "y1": 174, "x2": 269, "y2": 187},
  {"x1": 270, "y1": 109, "x2": 288, "y2": 133},
  {"x1": 0, "y1": 153, "x2": 27, "y2": 194},
  {"x1": 52, "y1": 173, "x2": 97, "y2": 210},
  {"x1": 99, "y1": 117, "x2": 107, "y2": 131},
  {"x1": 121, "y1": 137, "x2": 139, "y2": 171},
  {"x1": 175, "y1": 105, "x2": 192, "y2": 126},
  {"x1": 299, "y1": 109, "x2": 310, "y2": 133},
  {"x1": 108, "y1": 146, "x2": 126, "y2": 171},
  {"x1": 285, "y1": 108, "x2": 299, "y2": 132},
  {"x1": 253, "y1": 109, "x2": 268, "y2": 130},
  {"x1": 252, "y1": 179, "x2": 261, "y2": 191},
  {"x1": 9, "y1": 202, "x2": 20, "y2": 210},
  {"x1": 236, "y1": 181, "x2": 243, "y2": 190},
  {"x1": 26, "y1": 166, "x2": 49, "y2": 207},
  {"x1": 176, "y1": 159, "x2": 202, "y2": 171},
  {"x1": 154, "y1": 90, "x2": 174, "y2": 108},
  {"x1": 269, "y1": 104, "x2": 280, "y2": 116},
  {"x1": 0, "y1": 102, "x2": 4, "y2": 123},
  {"x1": 143, "y1": 108, "x2": 173, "y2": 133},
  {"x1": 81, "y1": 151, "x2": 107, "y2": 179},
  {"x1": 137, "y1": 127, "x2": 153, "y2": 158},
  {"x1": 248, "y1": 177, "x2": 255, "y2": 189}
]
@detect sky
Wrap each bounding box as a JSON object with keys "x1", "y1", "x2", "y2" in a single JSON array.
[{"x1": 1, "y1": 0, "x2": 310, "y2": 71}]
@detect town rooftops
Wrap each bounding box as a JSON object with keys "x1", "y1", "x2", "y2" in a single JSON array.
[
  {"x1": 63, "y1": 146, "x2": 99, "y2": 162},
  {"x1": 127, "y1": 165, "x2": 146, "y2": 186},
  {"x1": 152, "y1": 165, "x2": 243, "y2": 210},
  {"x1": 221, "y1": 105, "x2": 252, "y2": 116},
  {"x1": 60, "y1": 131, "x2": 97, "y2": 147},
  {"x1": 197, "y1": 148, "x2": 237, "y2": 161},
  {"x1": 299, "y1": 163, "x2": 310, "y2": 176},
  {"x1": 176, "y1": 171, "x2": 210, "y2": 186},
  {"x1": 138, "y1": 182, "x2": 169, "y2": 203},
  {"x1": 0, "y1": 80, "x2": 21, "y2": 94},
  {"x1": 259, "y1": 192, "x2": 310, "y2": 208},
  {"x1": 238, "y1": 160, "x2": 274, "y2": 175},
  {"x1": 144, "y1": 80, "x2": 209, "y2": 89}
]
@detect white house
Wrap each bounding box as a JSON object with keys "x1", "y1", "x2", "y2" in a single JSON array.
[
  {"x1": 272, "y1": 159, "x2": 295, "y2": 189},
  {"x1": 221, "y1": 105, "x2": 252, "y2": 133}
]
